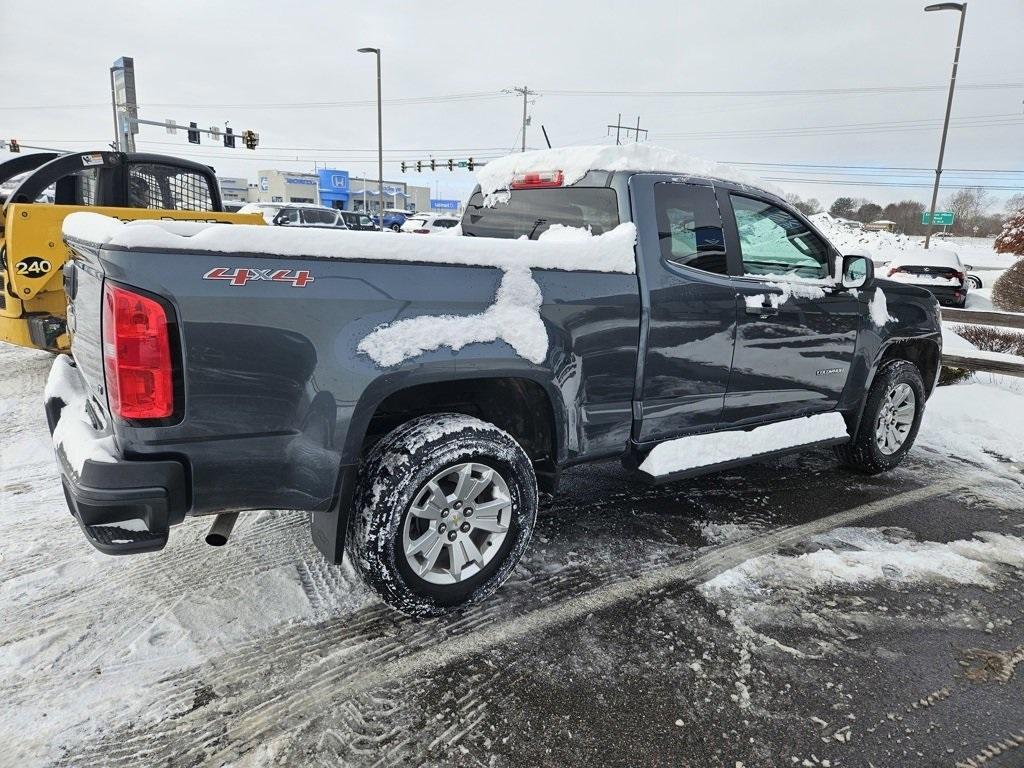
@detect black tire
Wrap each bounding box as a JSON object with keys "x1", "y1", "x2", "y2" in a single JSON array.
[
  {"x1": 967, "y1": 275, "x2": 982, "y2": 290},
  {"x1": 390, "y1": 223, "x2": 401, "y2": 232},
  {"x1": 834, "y1": 360, "x2": 926, "y2": 474},
  {"x1": 347, "y1": 413, "x2": 538, "y2": 616}
]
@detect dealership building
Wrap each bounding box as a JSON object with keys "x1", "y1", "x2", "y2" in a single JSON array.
[{"x1": 252, "y1": 168, "x2": 459, "y2": 214}]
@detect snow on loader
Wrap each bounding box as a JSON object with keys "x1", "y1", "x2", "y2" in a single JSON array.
[{"x1": 0, "y1": 150, "x2": 262, "y2": 352}]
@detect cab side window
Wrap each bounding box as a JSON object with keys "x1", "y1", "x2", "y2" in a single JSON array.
[
  {"x1": 730, "y1": 195, "x2": 829, "y2": 280},
  {"x1": 654, "y1": 183, "x2": 727, "y2": 275}
]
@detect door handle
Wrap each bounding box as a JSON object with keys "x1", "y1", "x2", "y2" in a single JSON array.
[{"x1": 744, "y1": 301, "x2": 779, "y2": 316}]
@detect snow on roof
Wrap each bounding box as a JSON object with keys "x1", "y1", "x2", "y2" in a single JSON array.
[
  {"x1": 869, "y1": 219, "x2": 897, "y2": 225},
  {"x1": 887, "y1": 247, "x2": 963, "y2": 270},
  {"x1": 62, "y1": 212, "x2": 638, "y2": 274},
  {"x1": 475, "y1": 143, "x2": 780, "y2": 198}
]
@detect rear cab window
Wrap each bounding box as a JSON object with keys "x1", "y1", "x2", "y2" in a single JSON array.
[{"x1": 462, "y1": 187, "x2": 619, "y2": 239}]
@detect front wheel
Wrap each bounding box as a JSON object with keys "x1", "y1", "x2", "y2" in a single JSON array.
[
  {"x1": 390, "y1": 223, "x2": 402, "y2": 232},
  {"x1": 347, "y1": 413, "x2": 538, "y2": 616},
  {"x1": 834, "y1": 360, "x2": 926, "y2": 474}
]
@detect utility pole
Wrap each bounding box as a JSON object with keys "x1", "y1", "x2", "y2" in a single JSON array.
[
  {"x1": 358, "y1": 47, "x2": 384, "y2": 230},
  {"x1": 507, "y1": 86, "x2": 536, "y2": 152},
  {"x1": 607, "y1": 115, "x2": 648, "y2": 144},
  {"x1": 923, "y1": 2, "x2": 967, "y2": 249}
]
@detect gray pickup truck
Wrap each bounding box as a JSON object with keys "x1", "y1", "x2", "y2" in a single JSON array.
[{"x1": 47, "y1": 152, "x2": 942, "y2": 615}]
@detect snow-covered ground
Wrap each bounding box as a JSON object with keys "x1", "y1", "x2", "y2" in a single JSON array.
[{"x1": 2, "y1": 335, "x2": 1024, "y2": 765}]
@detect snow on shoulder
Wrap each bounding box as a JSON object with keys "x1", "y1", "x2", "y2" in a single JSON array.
[{"x1": 476, "y1": 144, "x2": 779, "y2": 199}]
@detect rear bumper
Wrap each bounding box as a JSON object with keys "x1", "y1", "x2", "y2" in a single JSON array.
[
  {"x1": 922, "y1": 284, "x2": 966, "y2": 306},
  {"x1": 45, "y1": 357, "x2": 187, "y2": 555}
]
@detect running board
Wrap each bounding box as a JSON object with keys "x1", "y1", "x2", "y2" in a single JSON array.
[
  {"x1": 631, "y1": 412, "x2": 852, "y2": 485},
  {"x1": 634, "y1": 436, "x2": 850, "y2": 485}
]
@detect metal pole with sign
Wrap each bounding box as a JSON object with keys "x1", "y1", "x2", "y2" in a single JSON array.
[
  {"x1": 923, "y1": 2, "x2": 967, "y2": 249},
  {"x1": 110, "y1": 57, "x2": 139, "y2": 154}
]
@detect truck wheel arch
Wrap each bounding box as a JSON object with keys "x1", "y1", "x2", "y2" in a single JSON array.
[
  {"x1": 848, "y1": 337, "x2": 940, "y2": 437},
  {"x1": 344, "y1": 373, "x2": 565, "y2": 494}
]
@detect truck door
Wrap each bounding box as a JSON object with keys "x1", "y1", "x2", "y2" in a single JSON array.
[
  {"x1": 720, "y1": 191, "x2": 860, "y2": 426},
  {"x1": 631, "y1": 177, "x2": 737, "y2": 443}
]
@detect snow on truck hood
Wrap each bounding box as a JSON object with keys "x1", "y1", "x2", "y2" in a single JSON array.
[
  {"x1": 475, "y1": 143, "x2": 781, "y2": 198},
  {"x1": 61, "y1": 211, "x2": 637, "y2": 274}
]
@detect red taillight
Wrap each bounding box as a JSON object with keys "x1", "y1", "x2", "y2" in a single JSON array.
[
  {"x1": 413, "y1": 228, "x2": 431, "y2": 234},
  {"x1": 510, "y1": 170, "x2": 564, "y2": 189},
  {"x1": 952, "y1": 270, "x2": 965, "y2": 283},
  {"x1": 102, "y1": 283, "x2": 174, "y2": 420},
  {"x1": 887, "y1": 266, "x2": 903, "y2": 277}
]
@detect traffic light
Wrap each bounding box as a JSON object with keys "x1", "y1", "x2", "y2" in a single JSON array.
[
  {"x1": 416, "y1": 161, "x2": 422, "y2": 173},
  {"x1": 401, "y1": 162, "x2": 407, "y2": 173},
  {"x1": 467, "y1": 157, "x2": 474, "y2": 171},
  {"x1": 9, "y1": 139, "x2": 19, "y2": 153},
  {"x1": 187, "y1": 122, "x2": 201, "y2": 145},
  {"x1": 447, "y1": 159, "x2": 454, "y2": 171},
  {"x1": 224, "y1": 127, "x2": 235, "y2": 148},
  {"x1": 242, "y1": 130, "x2": 259, "y2": 150},
  {"x1": 430, "y1": 159, "x2": 436, "y2": 171}
]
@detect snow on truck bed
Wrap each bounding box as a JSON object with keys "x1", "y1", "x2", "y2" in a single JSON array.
[{"x1": 61, "y1": 212, "x2": 638, "y2": 274}]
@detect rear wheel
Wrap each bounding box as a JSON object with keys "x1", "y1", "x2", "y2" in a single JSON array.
[
  {"x1": 347, "y1": 413, "x2": 537, "y2": 616},
  {"x1": 834, "y1": 360, "x2": 926, "y2": 474}
]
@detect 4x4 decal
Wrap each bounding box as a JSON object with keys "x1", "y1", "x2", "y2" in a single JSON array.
[{"x1": 203, "y1": 267, "x2": 314, "y2": 287}]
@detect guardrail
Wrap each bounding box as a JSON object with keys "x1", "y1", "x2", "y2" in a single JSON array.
[
  {"x1": 940, "y1": 307, "x2": 1024, "y2": 330},
  {"x1": 941, "y1": 306, "x2": 1024, "y2": 378}
]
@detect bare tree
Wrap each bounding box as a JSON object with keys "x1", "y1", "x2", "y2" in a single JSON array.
[{"x1": 944, "y1": 187, "x2": 993, "y2": 235}]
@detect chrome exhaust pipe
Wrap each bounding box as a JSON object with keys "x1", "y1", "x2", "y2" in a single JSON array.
[{"x1": 205, "y1": 512, "x2": 240, "y2": 547}]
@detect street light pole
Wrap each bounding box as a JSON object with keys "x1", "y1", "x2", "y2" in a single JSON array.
[
  {"x1": 358, "y1": 47, "x2": 384, "y2": 231},
  {"x1": 923, "y1": 2, "x2": 967, "y2": 250}
]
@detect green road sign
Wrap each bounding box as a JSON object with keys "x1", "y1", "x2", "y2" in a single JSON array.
[
  {"x1": 456, "y1": 160, "x2": 468, "y2": 168},
  {"x1": 922, "y1": 211, "x2": 954, "y2": 226}
]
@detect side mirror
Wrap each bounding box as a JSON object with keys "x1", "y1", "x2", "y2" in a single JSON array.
[
  {"x1": 963, "y1": 263, "x2": 974, "y2": 271},
  {"x1": 841, "y1": 254, "x2": 874, "y2": 289}
]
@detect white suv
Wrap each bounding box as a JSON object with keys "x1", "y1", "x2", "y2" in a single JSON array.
[{"x1": 400, "y1": 213, "x2": 461, "y2": 234}]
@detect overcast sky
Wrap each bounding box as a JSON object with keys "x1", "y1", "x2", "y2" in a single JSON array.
[{"x1": 2, "y1": 0, "x2": 1022, "y2": 209}]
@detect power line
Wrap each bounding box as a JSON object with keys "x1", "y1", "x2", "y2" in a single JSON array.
[
  {"x1": 7, "y1": 80, "x2": 1022, "y2": 112},
  {"x1": 725, "y1": 160, "x2": 1024, "y2": 174},
  {"x1": 0, "y1": 91, "x2": 510, "y2": 111},
  {"x1": 541, "y1": 81, "x2": 1024, "y2": 97}
]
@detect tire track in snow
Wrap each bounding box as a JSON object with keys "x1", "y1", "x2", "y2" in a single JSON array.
[{"x1": 66, "y1": 479, "x2": 964, "y2": 766}]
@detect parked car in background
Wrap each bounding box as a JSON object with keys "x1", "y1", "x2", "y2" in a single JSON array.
[
  {"x1": 223, "y1": 200, "x2": 247, "y2": 213},
  {"x1": 400, "y1": 212, "x2": 461, "y2": 234},
  {"x1": 339, "y1": 210, "x2": 378, "y2": 231},
  {"x1": 237, "y1": 202, "x2": 287, "y2": 223},
  {"x1": 273, "y1": 204, "x2": 347, "y2": 229},
  {"x1": 373, "y1": 208, "x2": 413, "y2": 231},
  {"x1": 885, "y1": 248, "x2": 968, "y2": 307}
]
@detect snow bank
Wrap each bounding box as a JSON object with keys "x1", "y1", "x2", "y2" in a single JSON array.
[
  {"x1": 809, "y1": 211, "x2": 915, "y2": 263},
  {"x1": 639, "y1": 412, "x2": 848, "y2": 477},
  {"x1": 45, "y1": 354, "x2": 116, "y2": 474},
  {"x1": 919, "y1": 381, "x2": 1024, "y2": 465},
  {"x1": 701, "y1": 526, "x2": 1024, "y2": 600},
  {"x1": 476, "y1": 144, "x2": 779, "y2": 200},
  {"x1": 62, "y1": 212, "x2": 638, "y2": 275}
]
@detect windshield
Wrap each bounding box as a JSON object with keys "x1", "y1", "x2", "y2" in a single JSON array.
[{"x1": 462, "y1": 187, "x2": 619, "y2": 239}]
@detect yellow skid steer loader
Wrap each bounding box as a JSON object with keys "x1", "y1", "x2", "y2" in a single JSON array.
[{"x1": 0, "y1": 150, "x2": 262, "y2": 352}]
